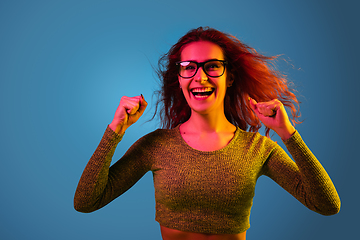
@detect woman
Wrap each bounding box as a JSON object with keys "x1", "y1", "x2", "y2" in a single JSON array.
[{"x1": 74, "y1": 27, "x2": 340, "y2": 240}]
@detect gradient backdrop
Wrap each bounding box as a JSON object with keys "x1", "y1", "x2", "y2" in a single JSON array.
[{"x1": 1, "y1": 0, "x2": 359, "y2": 239}]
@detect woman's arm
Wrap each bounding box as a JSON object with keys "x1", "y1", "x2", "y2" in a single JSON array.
[
  {"x1": 263, "y1": 132, "x2": 340, "y2": 215},
  {"x1": 250, "y1": 98, "x2": 340, "y2": 215},
  {"x1": 74, "y1": 95, "x2": 148, "y2": 213},
  {"x1": 74, "y1": 126, "x2": 124, "y2": 212}
]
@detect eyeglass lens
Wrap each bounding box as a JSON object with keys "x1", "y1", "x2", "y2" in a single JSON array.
[{"x1": 178, "y1": 60, "x2": 225, "y2": 78}]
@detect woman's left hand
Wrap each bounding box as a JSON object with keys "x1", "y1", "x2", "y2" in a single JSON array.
[{"x1": 249, "y1": 98, "x2": 295, "y2": 140}]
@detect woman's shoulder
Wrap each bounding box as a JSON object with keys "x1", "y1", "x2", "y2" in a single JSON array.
[
  {"x1": 134, "y1": 126, "x2": 180, "y2": 145},
  {"x1": 143, "y1": 127, "x2": 178, "y2": 138},
  {"x1": 234, "y1": 127, "x2": 261, "y2": 140},
  {"x1": 234, "y1": 127, "x2": 278, "y2": 148}
]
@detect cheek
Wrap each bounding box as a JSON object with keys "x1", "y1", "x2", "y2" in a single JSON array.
[
  {"x1": 216, "y1": 78, "x2": 229, "y2": 95},
  {"x1": 179, "y1": 78, "x2": 190, "y2": 90}
]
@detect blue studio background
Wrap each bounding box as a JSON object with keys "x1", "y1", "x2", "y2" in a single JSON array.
[{"x1": 1, "y1": 0, "x2": 358, "y2": 239}]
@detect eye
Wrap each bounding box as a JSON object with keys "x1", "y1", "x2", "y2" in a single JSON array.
[
  {"x1": 180, "y1": 62, "x2": 197, "y2": 71},
  {"x1": 205, "y1": 61, "x2": 221, "y2": 71},
  {"x1": 185, "y1": 65, "x2": 196, "y2": 70}
]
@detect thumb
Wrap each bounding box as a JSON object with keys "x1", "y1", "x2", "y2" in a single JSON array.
[
  {"x1": 249, "y1": 97, "x2": 257, "y2": 111},
  {"x1": 139, "y1": 94, "x2": 148, "y2": 113}
]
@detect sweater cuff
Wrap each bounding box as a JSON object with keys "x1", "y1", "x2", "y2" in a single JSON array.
[{"x1": 103, "y1": 125, "x2": 124, "y2": 144}]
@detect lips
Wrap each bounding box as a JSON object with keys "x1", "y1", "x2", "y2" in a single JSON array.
[{"x1": 190, "y1": 87, "x2": 215, "y2": 99}]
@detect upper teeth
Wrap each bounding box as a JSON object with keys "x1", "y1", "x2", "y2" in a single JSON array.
[{"x1": 191, "y1": 88, "x2": 213, "y2": 92}]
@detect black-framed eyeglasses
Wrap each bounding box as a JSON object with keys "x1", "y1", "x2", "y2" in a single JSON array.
[{"x1": 176, "y1": 59, "x2": 227, "y2": 78}]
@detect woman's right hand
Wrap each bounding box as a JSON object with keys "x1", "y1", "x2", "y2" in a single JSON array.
[{"x1": 109, "y1": 95, "x2": 148, "y2": 135}]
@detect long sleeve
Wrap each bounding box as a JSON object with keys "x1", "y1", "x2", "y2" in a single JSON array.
[
  {"x1": 74, "y1": 126, "x2": 151, "y2": 213},
  {"x1": 262, "y1": 131, "x2": 341, "y2": 215}
]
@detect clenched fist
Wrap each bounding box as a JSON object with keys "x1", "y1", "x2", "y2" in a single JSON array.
[
  {"x1": 109, "y1": 95, "x2": 148, "y2": 135},
  {"x1": 249, "y1": 98, "x2": 295, "y2": 140}
]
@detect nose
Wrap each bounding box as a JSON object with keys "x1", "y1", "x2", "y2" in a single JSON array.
[{"x1": 194, "y1": 67, "x2": 208, "y2": 82}]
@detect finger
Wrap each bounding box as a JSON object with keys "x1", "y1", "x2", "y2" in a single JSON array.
[
  {"x1": 256, "y1": 99, "x2": 280, "y2": 117},
  {"x1": 139, "y1": 94, "x2": 148, "y2": 113},
  {"x1": 126, "y1": 95, "x2": 147, "y2": 115},
  {"x1": 269, "y1": 108, "x2": 277, "y2": 117},
  {"x1": 267, "y1": 99, "x2": 282, "y2": 117},
  {"x1": 126, "y1": 101, "x2": 140, "y2": 115},
  {"x1": 119, "y1": 97, "x2": 138, "y2": 115},
  {"x1": 258, "y1": 105, "x2": 276, "y2": 117}
]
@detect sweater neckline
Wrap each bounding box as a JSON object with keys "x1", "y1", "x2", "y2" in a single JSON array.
[{"x1": 173, "y1": 124, "x2": 241, "y2": 154}]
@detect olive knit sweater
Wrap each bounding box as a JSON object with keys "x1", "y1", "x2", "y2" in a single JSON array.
[{"x1": 74, "y1": 125, "x2": 340, "y2": 234}]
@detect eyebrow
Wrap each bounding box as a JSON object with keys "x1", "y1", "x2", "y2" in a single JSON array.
[{"x1": 180, "y1": 58, "x2": 224, "y2": 62}]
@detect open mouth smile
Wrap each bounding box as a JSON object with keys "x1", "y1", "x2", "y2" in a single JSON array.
[{"x1": 190, "y1": 87, "x2": 215, "y2": 99}]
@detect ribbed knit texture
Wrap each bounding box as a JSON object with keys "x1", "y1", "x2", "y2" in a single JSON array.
[{"x1": 74, "y1": 125, "x2": 340, "y2": 234}]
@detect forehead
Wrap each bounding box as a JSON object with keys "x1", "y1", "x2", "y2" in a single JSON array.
[{"x1": 180, "y1": 41, "x2": 224, "y2": 61}]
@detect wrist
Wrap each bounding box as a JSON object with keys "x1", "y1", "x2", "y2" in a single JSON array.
[
  {"x1": 109, "y1": 121, "x2": 127, "y2": 135},
  {"x1": 276, "y1": 125, "x2": 296, "y2": 141}
]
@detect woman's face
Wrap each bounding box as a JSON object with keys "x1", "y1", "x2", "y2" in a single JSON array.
[{"x1": 178, "y1": 41, "x2": 232, "y2": 115}]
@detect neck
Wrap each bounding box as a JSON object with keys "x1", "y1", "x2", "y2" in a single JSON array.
[{"x1": 183, "y1": 110, "x2": 235, "y2": 133}]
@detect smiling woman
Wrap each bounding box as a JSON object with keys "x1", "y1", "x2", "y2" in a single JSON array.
[
  {"x1": 74, "y1": 27, "x2": 340, "y2": 240},
  {"x1": 155, "y1": 27, "x2": 301, "y2": 137},
  {"x1": 177, "y1": 41, "x2": 232, "y2": 117}
]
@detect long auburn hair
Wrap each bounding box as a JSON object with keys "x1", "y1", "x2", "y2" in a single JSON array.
[{"x1": 155, "y1": 27, "x2": 300, "y2": 136}]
